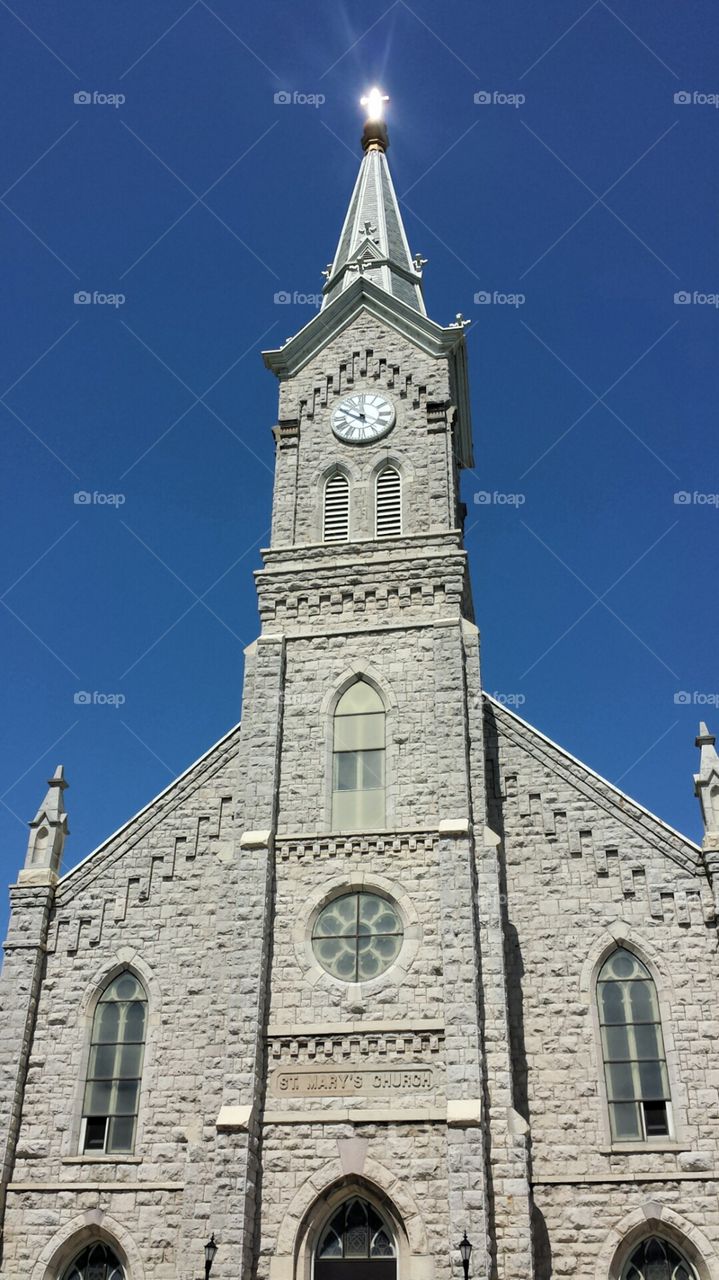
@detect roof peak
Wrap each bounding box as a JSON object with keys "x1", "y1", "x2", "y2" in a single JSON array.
[{"x1": 321, "y1": 92, "x2": 427, "y2": 316}]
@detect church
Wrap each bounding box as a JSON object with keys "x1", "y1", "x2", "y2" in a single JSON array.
[{"x1": 2, "y1": 90, "x2": 719, "y2": 1280}]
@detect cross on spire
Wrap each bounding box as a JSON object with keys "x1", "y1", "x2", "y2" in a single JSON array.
[
  {"x1": 358, "y1": 221, "x2": 378, "y2": 241},
  {"x1": 360, "y1": 87, "x2": 389, "y2": 122}
]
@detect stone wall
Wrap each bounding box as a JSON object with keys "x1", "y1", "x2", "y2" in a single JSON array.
[
  {"x1": 0, "y1": 728, "x2": 255, "y2": 1280},
  {"x1": 270, "y1": 314, "x2": 461, "y2": 548},
  {"x1": 485, "y1": 698, "x2": 719, "y2": 1276},
  {"x1": 274, "y1": 622, "x2": 472, "y2": 836}
]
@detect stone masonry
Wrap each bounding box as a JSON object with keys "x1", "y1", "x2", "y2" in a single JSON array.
[{"x1": 0, "y1": 109, "x2": 717, "y2": 1280}]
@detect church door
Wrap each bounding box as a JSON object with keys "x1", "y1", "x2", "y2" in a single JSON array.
[{"x1": 315, "y1": 1198, "x2": 397, "y2": 1280}]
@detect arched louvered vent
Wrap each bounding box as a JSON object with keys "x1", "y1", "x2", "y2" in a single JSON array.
[
  {"x1": 324, "y1": 473, "x2": 350, "y2": 542},
  {"x1": 375, "y1": 466, "x2": 402, "y2": 538}
]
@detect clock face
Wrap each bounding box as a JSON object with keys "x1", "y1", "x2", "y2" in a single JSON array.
[{"x1": 331, "y1": 392, "x2": 395, "y2": 444}]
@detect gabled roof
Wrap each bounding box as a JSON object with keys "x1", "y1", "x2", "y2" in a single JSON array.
[
  {"x1": 56, "y1": 722, "x2": 240, "y2": 900},
  {"x1": 484, "y1": 694, "x2": 702, "y2": 872}
]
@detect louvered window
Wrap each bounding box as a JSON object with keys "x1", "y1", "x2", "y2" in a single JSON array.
[
  {"x1": 375, "y1": 466, "x2": 401, "y2": 537},
  {"x1": 324, "y1": 473, "x2": 350, "y2": 542}
]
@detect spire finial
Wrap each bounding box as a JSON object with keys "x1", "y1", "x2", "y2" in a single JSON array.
[
  {"x1": 360, "y1": 86, "x2": 389, "y2": 153},
  {"x1": 361, "y1": 87, "x2": 388, "y2": 122},
  {"x1": 21, "y1": 764, "x2": 69, "y2": 882},
  {"x1": 694, "y1": 723, "x2": 719, "y2": 849}
]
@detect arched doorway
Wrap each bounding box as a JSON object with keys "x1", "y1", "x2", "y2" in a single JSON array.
[{"x1": 315, "y1": 1198, "x2": 396, "y2": 1280}]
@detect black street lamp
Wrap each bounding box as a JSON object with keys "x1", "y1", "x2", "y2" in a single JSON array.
[
  {"x1": 204, "y1": 1234, "x2": 218, "y2": 1279},
  {"x1": 458, "y1": 1232, "x2": 473, "y2": 1280}
]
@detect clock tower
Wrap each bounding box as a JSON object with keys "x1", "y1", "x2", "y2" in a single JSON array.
[{"x1": 236, "y1": 91, "x2": 535, "y2": 1280}]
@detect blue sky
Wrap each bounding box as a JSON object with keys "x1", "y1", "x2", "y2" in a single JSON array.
[{"x1": 1, "y1": 0, "x2": 718, "y2": 932}]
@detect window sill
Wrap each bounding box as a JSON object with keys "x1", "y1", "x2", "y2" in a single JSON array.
[
  {"x1": 599, "y1": 1143, "x2": 690, "y2": 1154},
  {"x1": 63, "y1": 1155, "x2": 143, "y2": 1165}
]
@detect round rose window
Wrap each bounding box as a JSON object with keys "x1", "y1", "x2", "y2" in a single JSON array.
[{"x1": 312, "y1": 892, "x2": 403, "y2": 982}]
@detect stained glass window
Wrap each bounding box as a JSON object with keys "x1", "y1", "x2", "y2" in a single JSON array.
[
  {"x1": 62, "y1": 1242, "x2": 125, "y2": 1280},
  {"x1": 82, "y1": 971, "x2": 147, "y2": 1154},
  {"x1": 312, "y1": 892, "x2": 403, "y2": 982},
  {"x1": 621, "y1": 1237, "x2": 697, "y2": 1280},
  {"x1": 597, "y1": 948, "x2": 671, "y2": 1141},
  {"x1": 317, "y1": 1200, "x2": 396, "y2": 1260}
]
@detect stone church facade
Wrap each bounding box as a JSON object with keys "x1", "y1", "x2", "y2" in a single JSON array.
[{"x1": 2, "y1": 102, "x2": 719, "y2": 1280}]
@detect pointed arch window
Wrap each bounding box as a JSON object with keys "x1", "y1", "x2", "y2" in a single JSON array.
[
  {"x1": 81, "y1": 970, "x2": 147, "y2": 1154},
  {"x1": 332, "y1": 679, "x2": 385, "y2": 830},
  {"x1": 621, "y1": 1238, "x2": 698, "y2": 1280},
  {"x1": 317, "y1": 1198, "x2": 396, "y2": 1279},
  {"x1": 62, "y1": 1243, "x2": 125, "y2": 1280},
  {"x1": 375, "y1": 465, "x2": 401, "y2": 538},
  {"x1": 597, "y1": 948, "x2": 671, "y2": 1141},
  {"x1": 324, "y1": 472, "x2": 350, "y2": 542}
]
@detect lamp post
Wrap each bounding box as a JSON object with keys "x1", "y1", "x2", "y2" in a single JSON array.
[
  {"x1": 457, "y1": 1232, "x2": 472, "y2": 1280},
  {"x1": 204, "y1": 1234, "x2": 218, "y2": 1279}
]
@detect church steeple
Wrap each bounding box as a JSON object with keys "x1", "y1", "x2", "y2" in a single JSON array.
[
  {"x1": 321, "y1": 88, "x2": 426, "y2": 316},
  {"x1": 263, "y1": 91, "x2": 473, "y2": 471}
]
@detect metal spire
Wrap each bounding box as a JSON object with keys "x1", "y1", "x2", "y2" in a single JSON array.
[{"x1": 321, "y1": 90, "x2": 426, "y2": 315}]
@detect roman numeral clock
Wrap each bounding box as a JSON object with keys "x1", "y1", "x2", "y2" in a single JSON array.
[{"x1": 331, "y1": 391, "x2": 396, "y2": 444}]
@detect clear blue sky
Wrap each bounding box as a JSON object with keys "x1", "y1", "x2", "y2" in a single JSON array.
[{"x1": 1, "y1": 1, "x2": 718, "y2": 934}]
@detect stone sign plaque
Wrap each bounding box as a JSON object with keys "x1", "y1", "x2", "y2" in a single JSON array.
[{"x1": 270, "y1": 1064, "x2": 436, "y2": 1098}]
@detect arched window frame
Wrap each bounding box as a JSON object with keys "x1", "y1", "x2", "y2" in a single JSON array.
[
  {"x1": 61, "y1": 1241, "x2": 126, "y2": 1280},
  {"x1": 72, "y1": 958, "x2": 158, "y2": 1159},
  {"x1": 315, "y1": 462, "x2": 357, "y2": 544},
  {"x1": 316, "y1": 1196, "x2": 397, "y2": 1262},
  {"x1": 323, "y1": 469, "x2": 351, "y2": 543},
  {"x1": 34, "y1": 1218, "x2": 142, "y2": 1280},
  {"x1": 601, "y1": 1210, "x2": 716, "y2": 1280},
  {"x1": 374, "y1": 463, "x2": 402, "y2": 538},
  {"x1": 619, "y1": 1236, "x2": 699, "y2": 1280},
  {"x1": 282, "y1": 1171, "x2": 421, "y2": 1280},
  {"x1": 331, "y1": 679, "x2": 386, "y2": 831},
  {"x1": 79, "y1": 969, "x2": 148, "y2": 1156},
  {"x1": 585, "y1": 933, "x2": 684, "y2": 1150},
  {"x1": 321, "y1": 669, "x2": 397, "y2": 834}
]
